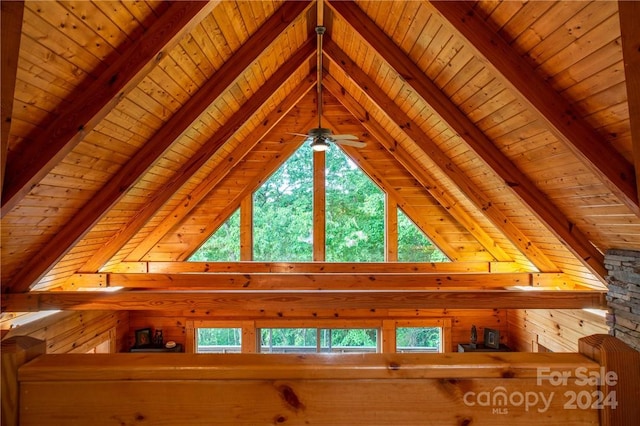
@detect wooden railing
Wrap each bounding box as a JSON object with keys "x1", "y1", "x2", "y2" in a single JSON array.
[{"x1": 5, "y1": 335, "x2": 639, "y2": 425}]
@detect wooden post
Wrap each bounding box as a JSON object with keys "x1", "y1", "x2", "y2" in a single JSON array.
[
  {"x1": 1, "y1": 336, "x2": 45, "y2": 426},
  {"x1": 579, "y1": 334, "x2": 640, "y2": 426}
]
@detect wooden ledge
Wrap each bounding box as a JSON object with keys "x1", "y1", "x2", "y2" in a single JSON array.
[{"x1": 19, "y1": 352, "x2": 599, "y2": 382}]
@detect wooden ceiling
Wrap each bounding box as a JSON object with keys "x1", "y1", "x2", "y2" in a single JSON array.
[{"x1": 2, "y1": 0, "x2": 639, "y2": 311}]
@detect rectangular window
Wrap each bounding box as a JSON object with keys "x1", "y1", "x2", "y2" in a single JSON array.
[
  {"x1": 259, "y1": 328, "x2": 379, "y2": 353},
  {"x1": 320, "y1": 328, "x2": 378, "y2": 353},
  {"x1": 260, "y1": 328, "x2": 317, "y2": 353},
  {"x1": 396, "y1": 327, "x2": 441, "y2": 353},
  {"x1": 197, "y1": 328, "x2": 242, "y2": 353}
]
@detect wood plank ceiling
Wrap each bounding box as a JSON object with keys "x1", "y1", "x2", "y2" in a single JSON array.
[{"x1": 2, "y1": 0, "x2": 638, "y2": 312}]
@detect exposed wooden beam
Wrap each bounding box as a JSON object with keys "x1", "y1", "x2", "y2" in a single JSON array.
[
  {"x1": 240, "y1": 195, "x2": 253, "y2": 261},
  {"x1": 82, "y1": 50, "x2": 314, "y2": 270},
  {"x1": 323, "y1": 74, "x2": 514, "y2": 264},
  {"x1": 385, "y1": 197, "x2": 398, "y2": 262},
  {"x1": 0, "y1": 0, "x2": 24, "y2": 194},
  {"x1": 324, "y1": 44, "x2": 553, "y2": 271},
  {"x1": 323, "y1": 117, "x2": 461, "y2": 260},
  {"x1": 123, "y1": 74, "x2": 316, "y2": 263},
  {"x1": 430, "y1": 0, "x2": 639, "y2": 217},
  {"x1": 618, "y1": 1, "x2": 640, "y2": 205},
  {"x1": 99, "y1": 261, "x2": 528, "y2": 274},
  {"x1": 63, "y1": 272, "x2": 578, "y2": 291},
  {"x1": 7, "y1": 2, "x2": 314, "y2": 293},
  {"x1": 2, "y1": 289, "x2": 605, "y2": 312},
  {"x1": 328, "y1": 1, "x2": 606, "y2": 280},
  {"x1": 313, "y1": 150, "x2": 326, "y2": 261},
  {"x1": 1, "y1": 1, "x2": 220, "y2": 217}
]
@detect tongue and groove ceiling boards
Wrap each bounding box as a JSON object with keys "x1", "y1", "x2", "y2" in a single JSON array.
[{"x1": 2, "y1": 0, "x2": 639, "y2": 311}]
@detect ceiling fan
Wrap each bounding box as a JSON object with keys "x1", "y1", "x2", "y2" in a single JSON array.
[{"x1": 290, "y1": 15, "x2": 366, "y2": 151}]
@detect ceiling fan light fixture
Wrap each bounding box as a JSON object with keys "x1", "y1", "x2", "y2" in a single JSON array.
[{"x1": 311, "y1": 138, "x2": 329, "y2": 152}]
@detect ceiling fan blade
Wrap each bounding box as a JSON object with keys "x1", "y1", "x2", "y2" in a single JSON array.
[
  {"x1": 329, "y1": 134, "x2": 359, "y2": 141},
  {"x1": 334, "y1": 140, "x2": 366, "y2": 148},
  {"x1": 285, "y1": 132, "x2": 312, "y2": 138}
]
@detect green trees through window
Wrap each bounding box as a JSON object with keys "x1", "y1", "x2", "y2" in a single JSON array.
[
  {"x1": 253, "y1": 147, "x2": 314, "y2": 261},
  {"x1": 326, "y1": 145, "x2": 384, "y2": 262},
  {"x1": 189, "y1": 145, "x2": 448, "y2": 262}
]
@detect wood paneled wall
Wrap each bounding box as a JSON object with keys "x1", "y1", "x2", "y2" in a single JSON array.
[
  {"x1": 127, "y1": 309, "x2": 507, "y2": 353},
  {"x1": 507, "y1": 309, "x2": 608, "y2": 352},
  {"x1": 1, "y1": 310, "x2": 129, "y2": 354}
]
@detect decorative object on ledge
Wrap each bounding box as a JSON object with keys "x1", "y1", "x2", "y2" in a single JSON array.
[
  {"x1": 469, "y1": 325, "x2": 477, "y2": 349},
  {"x1": 458, "y1": 343, "x2": 510, "y2": 352},
  {"x1": 130, "y1": 343, "x2": 183, "y2": 353},
  {"x1": 134, "y1": 328, "x2": 152, "y2": 347},
  {"x1": 153, "y1": 329, "x2": 164, "y2": 346},
  {"x1": 484, "y1": 327, "x2": 500, "y2": 349},
  {"x1": 130, "y1": 343, "x2": 182, "y2": 353}
]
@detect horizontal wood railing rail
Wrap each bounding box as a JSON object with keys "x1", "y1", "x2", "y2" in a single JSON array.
[{"x1": 15, "y1": 335, "x2": 638, "y2": 425}]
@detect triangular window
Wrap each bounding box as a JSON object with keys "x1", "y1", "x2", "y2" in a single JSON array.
[
  {"x1": 325, "y1": 146, "x2": 384, "y2": 262},
  {"x1": 189, "y1": 208, "x2": 240, "y2": 261},
  {"x1": 397, "y1": 208, "x2": 449, "y2": 262},
  {"x1": 253, "y1": 146, "x2": 314, "y2": 261}
]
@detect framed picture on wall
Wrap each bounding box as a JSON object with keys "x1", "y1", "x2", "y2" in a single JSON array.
[
  {"x1": 135, "y1": 328, "x2": 152, "y2": 347},
  {"x1": 484, "y1": 328, "x2": 500, "y2": 349}
]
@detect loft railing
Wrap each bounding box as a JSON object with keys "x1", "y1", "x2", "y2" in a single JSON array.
[{"x1": 3, "y1": 334, "x2": 639, "y2": 425}]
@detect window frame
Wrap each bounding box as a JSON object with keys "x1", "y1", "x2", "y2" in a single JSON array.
[{"x1": 188, "y1": 318, "x2": 452, "y2": 354}]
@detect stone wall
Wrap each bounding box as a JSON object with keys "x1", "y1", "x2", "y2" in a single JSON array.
[{"x1": 605, "y1": 249, "x2": 640, "y2": 351}]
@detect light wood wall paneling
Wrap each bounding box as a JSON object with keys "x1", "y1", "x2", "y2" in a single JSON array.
[
  {"x1": 507, "y1": 308, "x2": 608, "y2": 353},
  {"x1": 9, "y1": 3, "x2": 315, "y2": 292},
  {"x1": 144, "y1": 113, "x2": 315, "y2": 261},
  {"x1": 429, "y1": 1, "x2": 638, "y2": 217},
  {"x1": 77, "y1": 11, "x2": 316, "y2": 273},
  {"x1": 324, "y1": 41, "x2": 556, "y2": 271},
  {"x1": 328, "y1": 1, "x2": 607, "y2": 282},
  {"x1": 2, "y1": 310, "x2": 129, "y2": 354},
  {"x1": 2, "y1": 1, "x2": 217, "y2": 216},
  {"x1": 323, "y1": 73, "x2": 515, "y2": 264},
  {"x1": 124, "y1": 74, "x2": 316, "y2": 262}
]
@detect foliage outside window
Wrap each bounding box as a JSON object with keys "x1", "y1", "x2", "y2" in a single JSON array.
[
  {"x1": 397, "y1": 208, "x2": 448, "y2": 262},
  {"x1": 325, "y1": 146, "x2": 384, "y2": 262},
  {"x1": 197, "y1": 328, "x2": 242, "y2": 353},
  {"x1": 396, "y1": 327, "x2": 441, "y2": 352},
  {"x1": 189, "y1": 209, "x2": 240, "y2": 261},
  {"x1": 260, "y1": 327, "x2": 378, "y2": 353},
  {"x1": 190, "y1": 145, "x2": 449, "y2": 263},
  {"x1": 253, "y1": 147, "x2": 314, "y2": 261}
]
